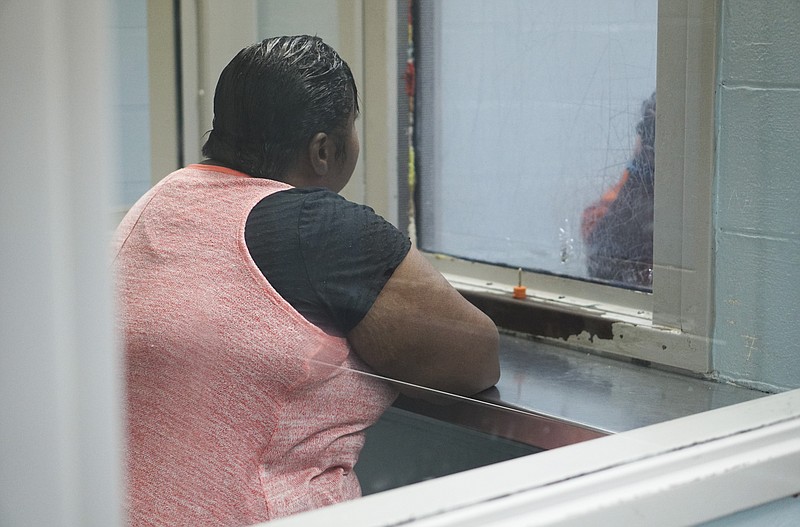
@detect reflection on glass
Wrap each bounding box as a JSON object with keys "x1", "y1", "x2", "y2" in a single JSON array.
[
  {"x1": 357, "y1": 388, "x2": 547, "y2": 496},
  {"x1": 414, "y1": 0, "x2": 657, "y2": 289},
  {"x1": 582, "y1": 92, "x2": 655, "y2": 288}
]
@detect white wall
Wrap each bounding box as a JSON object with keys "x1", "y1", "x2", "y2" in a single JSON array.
[{"x1": 0, "y1": 1, "x2": 122, "y2": 525}]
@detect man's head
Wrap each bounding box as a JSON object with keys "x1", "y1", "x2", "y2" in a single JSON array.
[{"x1": 202, "y1": 35, "x2": 359, "y2": 182}]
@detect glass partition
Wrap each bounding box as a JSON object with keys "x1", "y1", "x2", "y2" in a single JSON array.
[
  {"x1": 414, "y1": 0, "x2": 658, "y2": 290},
  {"x1": 115, "y1": 0, "x2": 795, "y2": 524}
]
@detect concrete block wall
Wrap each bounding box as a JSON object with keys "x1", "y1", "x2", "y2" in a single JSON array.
[
  {"x1": 712, "y1": 0, "x2": 800, "y2": 392},
  {"x1": 113, "y1": 0, "x2": 151, "y2": 206}
]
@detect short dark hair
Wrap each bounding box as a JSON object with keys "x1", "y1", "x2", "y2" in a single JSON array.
[{"x1": 202, "y1": 35, "x2": 359, "y2": 180}]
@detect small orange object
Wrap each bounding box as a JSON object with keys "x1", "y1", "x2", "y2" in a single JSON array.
[{"x1": 513, "y1": 268, "x2": 527, "y2": 299}]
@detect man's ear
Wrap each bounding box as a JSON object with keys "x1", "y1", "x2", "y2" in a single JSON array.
[{"x1": 308, "y1": 132, "x2": 330, "y2": 176}]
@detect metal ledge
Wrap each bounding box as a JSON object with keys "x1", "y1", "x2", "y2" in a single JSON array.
[{"x1": 394, "y1": 332, "x2": 766, "y2": 450}]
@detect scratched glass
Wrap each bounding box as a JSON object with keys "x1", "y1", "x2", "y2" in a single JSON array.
[{"x1": 414, "y1": 0, "x2": 658, "y2": 290}]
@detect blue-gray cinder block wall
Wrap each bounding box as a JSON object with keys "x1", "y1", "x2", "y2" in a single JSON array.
[{"x1": 713, "y1": 0, "x2": 800, "y2": 392}]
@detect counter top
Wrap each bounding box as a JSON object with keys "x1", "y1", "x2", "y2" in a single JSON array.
[{"x1": 395, "y1": 332, "x2": 767, "y2": 449}]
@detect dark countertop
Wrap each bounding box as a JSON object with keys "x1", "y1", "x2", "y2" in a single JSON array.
[{"x1": 395, "y1": 332, "x2": 767, "y2": 449}]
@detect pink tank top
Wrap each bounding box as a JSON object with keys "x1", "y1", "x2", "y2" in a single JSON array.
[{"x1": 113, "y1": 165, "x2": 397, "y2": 526}]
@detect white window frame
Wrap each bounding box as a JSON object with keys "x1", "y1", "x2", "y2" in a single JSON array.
[
  {"x1": 362, "y1": 0, "x2": 717, "y2": 373},
  {"x1": 262, "y1": 388, "x2": 800, "y2": 527}
]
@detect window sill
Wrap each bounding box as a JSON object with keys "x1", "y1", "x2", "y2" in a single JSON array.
[
  {"x1": 449, "y1": 277, "x2": 710, "y2": 373},
  {"x1": 426, "y1": 251, "x2": 712, "y2": 373}
]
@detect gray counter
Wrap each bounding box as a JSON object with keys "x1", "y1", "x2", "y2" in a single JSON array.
[{"x1": 394, "y1": 332, "x2": 767, "y2": 447}]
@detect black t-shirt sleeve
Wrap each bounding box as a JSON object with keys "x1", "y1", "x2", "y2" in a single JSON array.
[{"x1": 245, "y1": 188, "x2": 411, "y2": 335}]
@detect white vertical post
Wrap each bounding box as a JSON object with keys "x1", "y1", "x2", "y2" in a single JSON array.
[{"x1": 0, "y1": 1, "x2": 123, "y2": 526}]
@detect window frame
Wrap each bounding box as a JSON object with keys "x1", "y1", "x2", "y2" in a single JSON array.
[
  {"x1": 363, "y1": 0, "x2": 718, "y2": 373},
  {"x1": 257, "y1": 388, "x2": 800, "y2": 526}
]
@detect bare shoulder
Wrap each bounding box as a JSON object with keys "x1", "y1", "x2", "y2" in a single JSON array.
[{"x1": 347, "y1": 247, "x2": 500, "y2": 396}]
